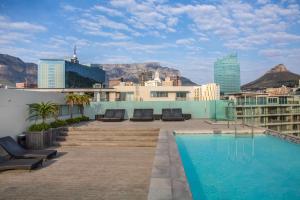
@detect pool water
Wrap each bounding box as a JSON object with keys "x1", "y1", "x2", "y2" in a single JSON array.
[{"x1": 176, "y1": 134, "x2": 300, "y2": 200}]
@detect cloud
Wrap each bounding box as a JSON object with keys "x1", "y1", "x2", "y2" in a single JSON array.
[
  {"x1": 61, "y1": 4, "x2": 78, "y2": 12},
  {"x1": 175, "y1": 38, "x2": 196, "y2": 46},
  {"x1": 0, "y1": 16, "x2": 46, "y2": 45},
  {"x1": 93, "y1": 5, "x2": 124, "y2": 17},
  {"x1": 95, "y1": 41, "x2": 175, "y2": 53},
  {"x1": 0, "y1": 16, "x2": 46, "y2": 32},
  {"x1": 110, "y1": 0, "x2": 179, "y2": 34},
  {"x1": 257, "y1": 0, "x2": 270, "y2": 5},
  {"x1": 259, "y1": 48, "x2": 300, "y2": 58}
]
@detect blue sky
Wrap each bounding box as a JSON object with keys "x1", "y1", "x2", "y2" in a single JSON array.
[{"x1": 0, "y1": 0, "x2": 300, "y2": 84}]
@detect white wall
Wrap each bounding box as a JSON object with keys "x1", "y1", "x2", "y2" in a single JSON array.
[{"x1": 0, "y1": 89, "x2": 66, "y2": 139}]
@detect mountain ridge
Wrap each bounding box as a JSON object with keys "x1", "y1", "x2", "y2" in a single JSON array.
[
  {"x1": 101, "y1": 62, "x2": 197, "y2": 86},
  {"x1": 242, "y1": 64, "x2": 300, "y2": 90},
  {"x1": 0, "y1": 54, "x2": 197, "y2": 86},
  {"x1": 0, "y1": 54, "x2": 37, "y2": 86}
]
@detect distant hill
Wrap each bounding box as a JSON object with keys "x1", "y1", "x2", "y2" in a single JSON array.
[
  {"x1": 0, "y1": 54, "x2": 37, "y2": 86},
  {"x1": 0, "y1": 54, "x2": 197, "y2": 87},
  {"x1": 242, "y1": 64, "x2": 300, "y2": 91},
  {"x1": 101, "y1": 62, "x2": 197, "y2": 86}
]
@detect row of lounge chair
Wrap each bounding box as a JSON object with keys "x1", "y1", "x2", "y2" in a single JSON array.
[
  {"x1": 98, "y1": 108, "x2": 187, "y2": 122},
  {"x1": 0, "y1": 136, "x2": 57, "y2": 172}
]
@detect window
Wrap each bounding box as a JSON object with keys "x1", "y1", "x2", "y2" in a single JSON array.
[
  {"x1": 268, "y1": 98, "x2": 277, "y2": 104},
  {"x1": 257, "y1": 97, "x2": 266, "y2": 105},
  {"x1": 150, "y1": 91, "x2": 168, "y2": 97},
  {"x1": 176, "y1": 92, "x2": 187, "y2": 98},
  {"x1": 279, "y1": 96, "x2": 287, "y2": 104}
]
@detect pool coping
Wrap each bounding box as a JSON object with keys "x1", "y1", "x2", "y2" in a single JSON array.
[
  {"x1": 147, "y1": 128, "x2": 300, "y2": 200},
  {"x1": 264, "y1": 129, "x2": 300, "y2": 144},
  {"x1": 147, "y1": 129, "x2": 192, "y2": 200}
]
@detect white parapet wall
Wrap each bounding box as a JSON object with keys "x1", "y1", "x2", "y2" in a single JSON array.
[{"x1": 0, "y1": 89, "x2": 66, "y2": 139}]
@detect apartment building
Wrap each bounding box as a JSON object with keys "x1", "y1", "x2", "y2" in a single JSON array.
[
  {"x1": 228, "y1": 92, "x2": 300, "y2": 135},
  {"x1": 194, "y1": 83, "x2": 220, "y2": 101},
  {"x1": 104, "y1": 83, "x2": 220, "y2": 101}
]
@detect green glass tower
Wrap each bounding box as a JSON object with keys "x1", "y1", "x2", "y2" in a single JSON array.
[{"x1": 214, "y1": 54, "x2": 240, "y2": 94}]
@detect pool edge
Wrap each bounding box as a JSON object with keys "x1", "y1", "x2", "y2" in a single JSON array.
[{"x1": 147, "y1": 129, "x2": 192, "y2": 200}]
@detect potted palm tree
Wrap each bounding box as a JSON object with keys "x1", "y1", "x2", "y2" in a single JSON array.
[
  {"x1": 77, "y1": 94, "x2": 91, "y2": 117},
  {"x1": 66, "y1": 94, "x2": 78, "y2": 119},
  {"x1": 26, "y1": 101, "x2": 58, "y2": 149}
]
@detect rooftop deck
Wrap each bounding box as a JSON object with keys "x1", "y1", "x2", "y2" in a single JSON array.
[{"x1": 0, "y1": 120, "x2": 265, "y2": 200}]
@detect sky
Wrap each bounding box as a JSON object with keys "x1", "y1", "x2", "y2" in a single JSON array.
[{"x1": 0, "y1": 0, "x2": 300, "y2": 84}]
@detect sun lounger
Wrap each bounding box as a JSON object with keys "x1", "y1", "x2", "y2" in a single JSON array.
[
  {"x1": 162, "y1": 108, "x2": 185, "y2": 121},
  {"x1": 130, "y1": 109, "x2": 154, "y2": 121},
  {"x1": 102, "y1": 109, "x2": 125, "y2": 122},
  {"x1": 0, "y1": 136, "x2": 57, "y2": 160},
  {"x1": 0, "y1": 155, "x2": 43, "y2": 171}
]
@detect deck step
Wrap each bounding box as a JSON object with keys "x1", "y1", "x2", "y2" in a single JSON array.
[
  {"x1": 55, "y1": 127, "x2": 159, "y2": 147},
  {"x1": 66, "y1": 127, "x2": 159, "y2": 132},
  {"x1": 57, "y1": 141, "x2": 157, "y2": 147},
  {"x1": 60, "y1": 136, "x2": 158, "y2": 142},
  {"x1": 59, "y1": 131, "x2": 159, "y2": 136}
]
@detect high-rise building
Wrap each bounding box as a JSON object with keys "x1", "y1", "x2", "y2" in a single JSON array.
[
  {"x1": 38, "y1": 48, "x2": 106, "y2": 88},
  {"x1": 214, "y1": 53, "x2": 240, "y2": 94}
]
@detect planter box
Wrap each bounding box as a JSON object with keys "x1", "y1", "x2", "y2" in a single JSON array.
[
  {"x1": 25, "y1": 130, "x2": 49, "y2": 150},
  {"x1": 25, "y1": 127, "x2": 65, "y2": 150}
]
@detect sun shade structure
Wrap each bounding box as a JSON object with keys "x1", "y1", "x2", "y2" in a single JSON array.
[{"x1": 0, "y1": 136, "x2": 57, "y2": 159}]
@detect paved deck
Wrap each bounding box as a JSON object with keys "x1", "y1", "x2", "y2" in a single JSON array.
[
  {"x1": 0, "y1": 146, "x2": 155, "y2": 200},
  {"x1": 0, "y1": 120, "x2": 265, "y2": 200}
]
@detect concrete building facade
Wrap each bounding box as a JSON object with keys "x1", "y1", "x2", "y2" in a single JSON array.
[
  {"x1": 229, "y1": 93, "x2": 300, "y2": 135},
  {"x1": 194, "y1": 83, "x2": 220, "y2": 101},
  {"x1": 108, "y1": 84, "x2": 220, "y2": 102}
]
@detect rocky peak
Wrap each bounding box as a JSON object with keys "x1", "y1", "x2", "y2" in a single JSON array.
[{"x1": 268, "y1": 64, "x2": 288, "y2": 73}]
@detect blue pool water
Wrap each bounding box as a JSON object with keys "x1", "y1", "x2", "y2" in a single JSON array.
[{"x1": 176, "y1": 134, "x2": 300, "y2": 200}]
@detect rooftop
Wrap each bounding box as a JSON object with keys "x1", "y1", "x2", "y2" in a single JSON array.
[{"x1": 0, "y1": 120, "x2": 264, "y2": 200}]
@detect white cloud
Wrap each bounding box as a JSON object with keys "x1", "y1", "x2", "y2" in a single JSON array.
[
  {"x1": 0, "y1": 16, "x2": 46, "y2": 45},
  {"x1": 175, "y1": 38, "x2": 196, "y2": 46},
  {"x1": 110, "y1": 0, "x2": 179, "y2": 34},
  {"x1": 61, "y1": 4, "x2": 78, "y2": 12},
  {"x1": 93, "y1": 5, "x2": 124, "y2": 17},
  {"x1": 96, "y1": 41, "x2": 175, "y2": 53},
  {"x1": 259, "y1": 48, "x2": 300, "y2": 58},
  {"x1": 257, "y1": 0, "x2": 270, "y2": 5},
  {"x1": 0, "y1": 16, "x2": 46, "y2": 32}
]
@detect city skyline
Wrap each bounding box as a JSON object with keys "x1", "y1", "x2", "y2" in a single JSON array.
[{"x1": 0, "y1": 0, "x2": 300, "y2": 84}]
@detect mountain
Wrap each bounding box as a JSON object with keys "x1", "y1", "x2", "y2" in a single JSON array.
[
  {"x1": 0, "y1": 54, "x2": 37, "y2": 86},
  {"x1": 0, "y1": 54, "x2": 197, "y2": 87},
  {"x1": 242, "y1": 64, "x2": 300, "y2": 91},
  {"x1": 101, "y1": 62, "x2": 197, "y2": 86}
]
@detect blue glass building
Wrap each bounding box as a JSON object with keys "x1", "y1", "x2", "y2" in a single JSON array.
[
  {"x1": 38, "y1": 59, "x2": 106, "y2": 88},
  {"x1": 214, "y1": 54, "x2": 240, "y2": 94}
]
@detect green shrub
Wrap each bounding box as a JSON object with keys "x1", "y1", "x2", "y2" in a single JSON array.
[
  {"x1": 28, "y1": 123, "x2": 51, "y2": 132},
  {"x1": 66, "y1": 117, "x2": 80, "y2": 124},
  {"x1": 80, "y1": 116, "x2": 90, "y2": 121},
  {"x1": 50, "y1": 120, "x2": 67, "y2": 128},
  {"x1": 65, "y1": 118, "x2": 75, "y2": 124},
  {"x1": 65, "y1": 116, "x2": 89, "y2": 125}
]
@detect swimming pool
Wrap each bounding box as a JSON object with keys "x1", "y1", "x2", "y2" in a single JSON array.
[{"x1": 176, "y1": 134, "x2": 300, "y2": 200}]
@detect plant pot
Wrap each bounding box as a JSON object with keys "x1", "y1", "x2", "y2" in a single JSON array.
[{"x1": 25, "y1": 129, "x2": 56, "y2": 150}]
